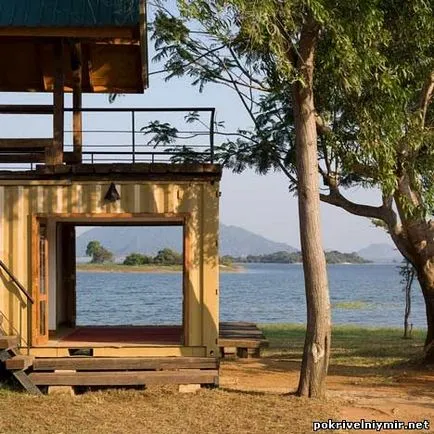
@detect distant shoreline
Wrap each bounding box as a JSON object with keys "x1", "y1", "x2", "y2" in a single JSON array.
[{"x1": 76, "y1": 263, "x2": 244, "y2": 273}]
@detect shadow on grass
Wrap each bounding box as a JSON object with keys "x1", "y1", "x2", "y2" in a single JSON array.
[{"x1": 252, "y1": 324, "x2": 431, "y2": 381}]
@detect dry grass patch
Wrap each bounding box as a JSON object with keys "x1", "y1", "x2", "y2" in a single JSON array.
[{"x1": 0, "y1": 387, "x2": 342, "y2": 434}]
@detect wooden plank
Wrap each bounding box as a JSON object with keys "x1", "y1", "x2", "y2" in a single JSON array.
[
  {"x1": 218, "y1": 338, "x2": 268, "y2": 349},
  {"x1": 0, "y1": 27, "x2": 136, "y2": 39},
  {"x1": 72, "y1": 42, "x2": 83, "y2": 163},
  {"x1": 0, "y1": 154, "x2": 45, "y2": 163},
  {"x1": 93, "y1": 346, "x2": 206, "y2": 358},
  {"x1": 33, "y1": 357, "x2": 218, "y2": 371},
  {"x1": 0, "y1": 139, "x2": 53, "y2": 151},
  {"x1": 46, "y1": 41, "x2": 64, "y2": 165},
  {"x1": 5, "y1": 355, "x2": 34, "y2": 370},
  {"x1": 139, "y1": 0, "x2": 149, "y2": 89},
  {"x1": 0, "y1": 336, "x2": 18, "y2": 349},
  {"x1": 0, "y1": 105, "x2": 54, "y2": 115},
  {"x1": 28, "y1": 370, "x2": 219, "y2": 386},
  {"x1": 13, "y1": 371, "x2": 42, "y2": 395},
  {"x1": 29, "y1": 348, "x2": 70, "y2": 358}
]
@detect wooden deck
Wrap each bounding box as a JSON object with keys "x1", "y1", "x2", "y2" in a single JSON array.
[
  {"x1": 30, "y1": 322, "x2": 269, "y2": 359},
  {"x1": 218, "y1": 322, "x2": 268, "y2": 358},
  {"x1": 1, "y1": 322, "x2": 268, "y2": 393}
]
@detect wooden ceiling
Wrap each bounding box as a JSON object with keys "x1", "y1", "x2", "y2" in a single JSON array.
[{"x1": 0, "y1": 30, "x2": 148, "y2": 94}]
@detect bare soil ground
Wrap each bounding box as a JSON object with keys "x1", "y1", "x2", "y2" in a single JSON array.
[{"x1": 221, "y1": 358, "x2": 434, "y2": 433}]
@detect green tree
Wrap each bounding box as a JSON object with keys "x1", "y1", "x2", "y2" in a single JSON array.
[
  {"x1": 85, "y1": 240, "x2": 102, "y2": 258},
  {"x1": 153, "y1": 248, "x2": 183, "y2": 265},
  {"x1": 123, "y1": 252, "x2": 153, "y2": 266},
  {"x1": 151, "y1": 1, "x2": 434, "y2": 365},
  {"x1": 151, "y1": 0, "x2": 333, "y2": 396},
  {"x1": 85, "y1": 240, "x2": 114, "y2": 264}
]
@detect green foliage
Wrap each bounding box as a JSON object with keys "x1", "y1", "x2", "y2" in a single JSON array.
[
  {"x1": 86, "y1": 241, "x2": 114, "y2": 264},
  {"x1": 220, "y1": 255, "x2": 234, "y2": 266},
  {"x1": 123, "y1": 252, "x2": 153, "y2": 266},
  {"x1": 151, "y1": 0, "x2": 434, "y2": 218},
  {"x1": 153, "y1": 248, "x2": 183, "y2": 265},
  {"x1": 85, "y1": 240, "x2": 102, "y2": 257},
  {"x1": 226, "y1": 250, "x2": 368, "y2": 264}
]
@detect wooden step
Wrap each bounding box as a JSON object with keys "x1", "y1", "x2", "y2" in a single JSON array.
[
  {"x1": 5, "y1": 355, "x2": 34, "y2": 371},
  {"x1": 218, "y1": 338, "x2": 268, "y2": 349},
  {"x1": 33, "y1": 357, "x2": 218, "y2": 371},
  {"x1": 28, "y1": 370, "x2": 219, "y2": 386},
  {"x1": 0, "y1": 335, "x2": 18, "y2": 350}
]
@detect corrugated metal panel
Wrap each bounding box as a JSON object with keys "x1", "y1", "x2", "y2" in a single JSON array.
[
  {"x1": 0, "y1": 180, "x2": 220, "y2": 352},
  {"x1": 0, "y1": 0, "x2": 140, "y2": 27}
]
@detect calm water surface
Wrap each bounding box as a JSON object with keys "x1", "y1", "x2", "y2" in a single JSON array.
[{"x1": 76, "y1": 263, "x2": 426, "y2": 329}]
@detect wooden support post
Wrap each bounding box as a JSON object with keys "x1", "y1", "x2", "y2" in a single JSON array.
[
  {"x1": 72, "y1": 42, "x2": 82, "y2": 163},
  {"x1": 47, "y1": 41, "x2": 64, "y2": 165}
]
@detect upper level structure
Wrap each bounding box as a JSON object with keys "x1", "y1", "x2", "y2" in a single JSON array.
[
  {"x1": 0, "y1": 0, "x2": 148, "y2": 93},
  {"x1": 0, "y1": 0, "x2": 149, "y2": 166}
]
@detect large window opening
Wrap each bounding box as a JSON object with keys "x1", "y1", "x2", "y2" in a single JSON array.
[{"x1": 49, "y1": 222, "x2": 185, "y2": 346}]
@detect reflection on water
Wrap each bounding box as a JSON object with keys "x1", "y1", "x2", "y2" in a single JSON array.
[{"x1": 76, "y1": 263, "x2": 426, "y2": 329}]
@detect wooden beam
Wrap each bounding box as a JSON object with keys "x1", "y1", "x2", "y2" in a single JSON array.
[
  {"x1": 218, "y1": 338, "x2": 268, "y2": 349},
  {"x1": 0, "y1": 27, "x2": 136, "y2": 39},
  {"x1": 33, "y1": 356, "x2": 218, "y2": 371},
  {"x1": 0, "y1": 105, "x2": 53, "y2": 115},
  {"x1": 81, "y1": 44, "x2": 93, "y2": 92},
  {"x1": 0, "y1": 139, "x2": 53, "y2": 150},
  {"x1": 0, "y1": 154, "x2": 45, "y2": 163},
  {"x1": 5, "y1": 355, "x2": 34, "y2": 370},
  {"x1": 72, "y1": 42, "x2": 82, "y2": 163},
  {"x1": 28, "y1": 370, "x2": 219, "y2": 386},
  {"x1": 0, "y1": 336, "x2": 18, "y2": 349},
  {"x1": 47, "y1": 41, "x2": 64, "y2": 165},
  {"x1": 139, "y1": 0, "x2": 149, "y2": 89}
]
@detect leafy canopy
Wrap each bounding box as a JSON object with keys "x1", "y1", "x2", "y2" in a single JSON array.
[{"x1": 150, "y1": 0, "x2": 434, "y2": 223}]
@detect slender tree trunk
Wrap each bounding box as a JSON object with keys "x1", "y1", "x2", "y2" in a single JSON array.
[
  {"x1": 416, "y1": 262, "x2": 434, "y2": 362},
  {"x1": 293, "y1": 24, "x2": 331, "y2": 398}
]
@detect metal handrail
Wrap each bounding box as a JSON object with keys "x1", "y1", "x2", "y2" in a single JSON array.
[
  {"x1": 0, "y1": 106, "x2": 217, "y2": 169},
  {"x1": 0, "y1": 260, "x2": 34, "y2": 304},
  {"x1": 0, "y1": 260, "x2": 33, "y2": 354}
]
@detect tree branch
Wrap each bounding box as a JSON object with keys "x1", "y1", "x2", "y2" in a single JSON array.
[
  {"x1": 320, "y1": 186, "x2": 416, "y2": 263},
  {"x1": 419, "y1": 70, "x2": 434, "y2": 127}
]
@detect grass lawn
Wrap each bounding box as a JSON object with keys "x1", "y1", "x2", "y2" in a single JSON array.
[{"x1": 261, "y1": 323, "x2": 426, "y2": 366}]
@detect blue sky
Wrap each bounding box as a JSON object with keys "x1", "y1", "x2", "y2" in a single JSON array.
[
  {"x1": 0, "y1": 76, "x2": 393, "y2": 252},
  {"x1": 0, "y1": 9, "x2": 395, "y2": 252}
]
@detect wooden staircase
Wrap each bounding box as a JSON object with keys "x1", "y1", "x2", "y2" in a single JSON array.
[
  {"x1": 1, "y1": 336, "x2": 218, "y2": 394},
  {"x1": 0, "y1": 335, "x2": 41, "y2": 395}
]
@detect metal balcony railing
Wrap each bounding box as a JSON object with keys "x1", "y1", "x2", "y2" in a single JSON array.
[{"x1": 0, "y1": 106, "x2": 216, "y2": 170}]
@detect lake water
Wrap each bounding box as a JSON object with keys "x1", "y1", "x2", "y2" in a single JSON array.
[{"x1": 76, "y1": 263, "x2": 427, "y2": 329}]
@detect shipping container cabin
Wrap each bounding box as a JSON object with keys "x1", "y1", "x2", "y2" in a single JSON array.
[{"x1": 0, "y1": 0, "x2": 220, "y2": 392}]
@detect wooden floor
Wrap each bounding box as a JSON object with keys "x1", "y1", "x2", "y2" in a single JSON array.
[{"x1": 29, "y1": 322, "x2": 268, "y2": 358}]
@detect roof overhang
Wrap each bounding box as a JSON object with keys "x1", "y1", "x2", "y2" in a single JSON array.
[{"x1": 0, "y1": 2, "x2": 148, "y2": 93}]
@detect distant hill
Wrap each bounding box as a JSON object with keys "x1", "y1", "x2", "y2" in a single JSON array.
[
  {"x1": 357, "y1": 243, "x2": 403, "y2": 263},
  {"x1": 76, "y1": 224, "x2": 297, "y2": 257}
]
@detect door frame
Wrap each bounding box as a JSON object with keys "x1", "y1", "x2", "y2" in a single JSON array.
[
  {"x1": 31, "y1": 212, "x2": 191, "y2": 346},
  {"x1": 31, "y1": 216, "x2": 49, "y2": 345}
]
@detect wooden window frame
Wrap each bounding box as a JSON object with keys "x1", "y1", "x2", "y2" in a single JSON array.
[{"x1": 31, "y1": 212, "x2": 191, "y2": 347}]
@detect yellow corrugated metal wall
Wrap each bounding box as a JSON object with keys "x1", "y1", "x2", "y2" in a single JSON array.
[{"x1": 0, "y1": 180, "x2": 219, "y2": 355}]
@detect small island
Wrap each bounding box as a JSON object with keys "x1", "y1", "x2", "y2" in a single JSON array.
[
  {"x1": 221, "y1": 250, "x2": 371, "y2": 264},
  {"x1": 77, "y1": 241, "x2": 242, "y2": 273}
]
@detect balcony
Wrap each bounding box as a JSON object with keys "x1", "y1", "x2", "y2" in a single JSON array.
[{"x1": 0, "y1": 106, "x2": 216, "y2": 171}]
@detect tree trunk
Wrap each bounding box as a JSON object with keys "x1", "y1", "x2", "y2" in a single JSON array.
[
  {"x1": 416, "y1": 261, "x2": 434, "y2": 362},
  {"x1": 293, "y1": 24, "x2": 331, "y2": 397}
]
